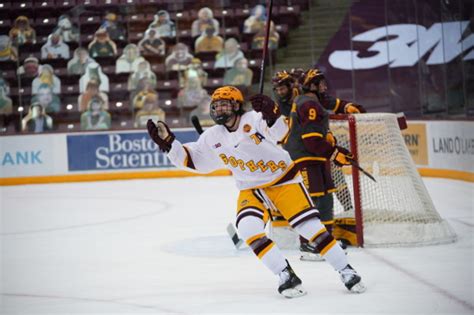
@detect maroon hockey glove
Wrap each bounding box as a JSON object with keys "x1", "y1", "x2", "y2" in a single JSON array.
[
  {"x1": 147, "y1": 119, "x2": 175, "y2": 153},
  {"x1": 249, "y1": 94, "x2": 281, "y2": 125},
  {"x1": 331, "y1": 146, "x2": 354, "y2": 167}
]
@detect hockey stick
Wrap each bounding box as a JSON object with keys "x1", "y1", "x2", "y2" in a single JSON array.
[
  {"x1": 349, "y1": 159, "x2": 377, "y2": 183},
  {"x1": 226, "y1": 223, "x2": 244, "y2": 249},
  {"x1": 191, "y1": 114, "x2": 245, "y2": 249},
  {"x1": 258, "y1": 0, "x2": 274, "y2": 94},
  {"x1": 346, "y1": 112, "x2": 405, "y2": 182},
  {"x1": 191, "y1": 115, "x2": 203, "y2": 135},
  {"x1": 229, "y1": 0, "x2": 273, "y2": 249}
]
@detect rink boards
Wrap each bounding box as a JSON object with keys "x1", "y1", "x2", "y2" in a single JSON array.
[
  {"x1": 0, "y1": 128, "x2": 230, "y2": 185},
  {"x1": 0, "y1": 120, "x2": 472, "y2": 185}
]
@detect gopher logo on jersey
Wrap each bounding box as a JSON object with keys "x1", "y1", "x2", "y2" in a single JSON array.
[
  {"x1": 243, "y1": 124, "x2": 252, "y2": 133},
  {"x1": 250, "y1": 132, "x2": 265, "y2": 145}
]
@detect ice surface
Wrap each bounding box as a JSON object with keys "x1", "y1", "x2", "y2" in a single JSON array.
[{"x1": 0, "y1": 176, "x2": 472, "y2": 314}]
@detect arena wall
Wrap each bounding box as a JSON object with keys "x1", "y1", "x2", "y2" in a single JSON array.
[{"x1": 1, "y1": 120, "x2": 472, "y2": 185}]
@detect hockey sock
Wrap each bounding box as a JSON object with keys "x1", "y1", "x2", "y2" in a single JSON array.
[
  {"x1": 258, "y1": 242, "x2": 290, "y2": 275},
  {"x1": 293, "y1": 217, "x2": 326, "y2": 241},
  {"x1": 238, "y1": 216, "x2": 287, "y2": 275},
  {"x1": 314, "y1": 194, "x2": 334, "y2": 235},
  {"x1": 321, "y1": 240, "x2": 348, "y2": 271}
]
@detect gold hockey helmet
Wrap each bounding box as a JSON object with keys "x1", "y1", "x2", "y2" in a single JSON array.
[
  {"x1": 211, "y1": 86, "x2": 244, "y2": 104},
  {"x1": 210, "y1": 86, "x2": 245, "y2": 125}
]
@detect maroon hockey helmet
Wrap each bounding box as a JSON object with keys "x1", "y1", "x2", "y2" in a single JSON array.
[
  {"x1": 271, "y1": 70, "x2": 294, "y2": 88},
  {"x1": 289, "y1": 67, "x2": 305, "y2": 83},
  {"x1": 300, "y1": 68, "x2": 325, "y2": 92}
]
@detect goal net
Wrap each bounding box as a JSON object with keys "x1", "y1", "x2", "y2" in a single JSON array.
[{"x1": 271, "y1": 113, "x2": 457, "y2": 248}]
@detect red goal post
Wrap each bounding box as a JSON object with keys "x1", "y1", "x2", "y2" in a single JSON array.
[{"x1": 330, "y1": 114, "x2": 364, "y2": 246}]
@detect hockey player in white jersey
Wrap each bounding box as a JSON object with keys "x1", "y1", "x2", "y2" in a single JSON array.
[{"x1": 146, "y1": 86, "x2": 366, "y2": 298}]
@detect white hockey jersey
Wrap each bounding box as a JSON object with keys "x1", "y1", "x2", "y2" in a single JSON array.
[{"x1": 167, "y1": 111, "x2": 302, "y2": 190}]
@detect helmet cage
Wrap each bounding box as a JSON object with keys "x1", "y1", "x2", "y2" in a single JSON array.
[
  {"x1": 210, "y1": 99, "x2": 242, "y2": 125},
  {"x1": 272, "y1": 71, "x2": 294, "y2": 101},
  {"x1": 210, "y1": 86, "x2": 244, "y2": 124}
]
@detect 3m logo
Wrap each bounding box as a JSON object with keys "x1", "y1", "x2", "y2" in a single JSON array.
[{"x1": 329, "y1": 21, "x2": 473, "y2": 70}]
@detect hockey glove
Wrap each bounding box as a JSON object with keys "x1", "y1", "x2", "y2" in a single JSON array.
[
  {"x1": 249, "y1": 94, "x2": 281, "y2": 126},
  {"x1": 331, "y1": 146, "x2": 354, "y2": 167},
  {"x1": 344, "y1": 103, "x2": 367, "y2": 114},
  {"x1": 147, "y1": 119, "x2": 175, "y2": 153}
]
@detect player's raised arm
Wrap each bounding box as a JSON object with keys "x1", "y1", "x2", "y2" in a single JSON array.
[{"x1": 146, "y1": 119, "x2": 221, "y2": 173}]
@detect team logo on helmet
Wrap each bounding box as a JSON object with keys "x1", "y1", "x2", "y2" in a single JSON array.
[
  {"x1": 272, "y1": 70, "x2": 293, "y2": 87},
  {"x1": 302, "y1": 68, "x2": 325, "y2": 88}
]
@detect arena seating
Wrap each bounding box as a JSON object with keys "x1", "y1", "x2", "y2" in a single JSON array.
[{"x1": 0, "y1": 0, "x2": 306, "y2": 132}]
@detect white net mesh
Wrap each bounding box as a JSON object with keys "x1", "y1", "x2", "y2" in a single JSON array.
[{"x1": 331, "y1": 113, "x2": 457, "y2": 247}]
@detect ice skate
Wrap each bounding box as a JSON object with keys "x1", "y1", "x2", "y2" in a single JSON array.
[
  {"x1": 278, "y1": 261, "x2": 307, "y2": 298},
  {"x1": 339, "y1": 264, "x2": 366, "y2": 293},
  {"x1": 299, "y1": 242, "x2": 324, "y2": 261}
]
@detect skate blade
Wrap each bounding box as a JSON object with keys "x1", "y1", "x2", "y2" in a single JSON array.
[
  {"x1": 300, "y1": 253, "x2": 324, "y2": 262},
  {"x1": 281, "y1": 285, "x2": 307, "y2": 298},
  {"x1": 349, "y1": 281, "x2": 366, "y2": 294}
]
